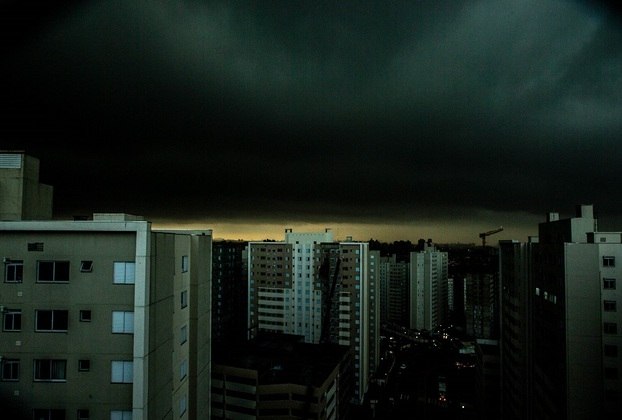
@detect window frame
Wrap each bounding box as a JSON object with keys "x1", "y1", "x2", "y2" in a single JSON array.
[
  {"x1": 36, "y1": 260, "x2": 70, "y2": 283},
  {"x1": 4, "y1": 259, "x2": 23, "y2": 283},
  {"x1": 181, "y1": 255, "x2": 189, "y2": 273},
  {"x1": 111, "y1": 311, "x2": 134, "y2": 334},
  {"x1": 180, "y1": 325, "x2": 188, "y2": 345},
  {"x1": 604, "y1": 300, "x2": 617, "y2": 312},
  {"x1": 3, "y1": 308, "x2": 22, "y2": 331},
  {"x1": 110, "y1": 360, "x2": 133, "y2": 384},
  {"x1": 77, "y1": 409, "x2": 90, "y2": 420},
  {"x1": 35, "y1": 309, "x2": 69, "y2": 332},
  {"x1": 80, "y1": 310, "x2": 92, "y2": 322},
  {"x1": 603, "y1": 256, "x2": 616, "y2": 267},
  {"x1": 604, "y1": 322, "x2": 618, "y2": 335},
  {"x1": 110, "y1": 410, "x2": 132, "y2": 420},
  {"x1": 32, "y1": 409, "x2": 65, "y2": 420},
  {"x1": 33, "y1": 359, "x2": 67, "y2": 382},
  {"x1": 78, "y1": 359, "x2": 91, "y2": 372},
  {"x1": 1, "y1": 358, "x2": 20, "y2": 381},
  {"x1": 604, "y1": 278, "x2": 617, "y2": 290},
  {"x1": 113, "y1": 262, "x2": 136, "y2": 285},
  {"x1": 180, "y1": 290, "x2": 188, "y2": 309},
  {"x1": 80, "y1": 260, "x2": 93, "y2": 273}
]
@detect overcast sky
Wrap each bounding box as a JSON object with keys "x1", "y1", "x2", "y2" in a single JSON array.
[{"x1": 2, "y1": 1, "x2": 621, "y2": 242}]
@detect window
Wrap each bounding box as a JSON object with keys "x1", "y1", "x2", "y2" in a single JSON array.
[
  {"x1": 110, "y1": 411, "x2": 132, "y2": 420},
  {"x1": 77, "y1": 409, "x2": 90, "y2": 420},
  {"x1": 4, "y1": 259, "x2": 23, "y2": 283},
  {"x1": 181, "y1": 255, "x2": 189, "y2": 273},
  {"x1": 604, "y1": 278, "x2": 617, "y2": 290},
  {"x1": 35, "y1": 310, "x2": 68, "y2": 332},
  {"x1": 28, "y1": 242, "x2": 44, "y2": 252},
  {"x1": 3, "y1": 309, "x2": 21, "y2": 331},
  {"x1": 113, "y1": 262, "x2": 135, "y2": 284},
  {"x1": 80, "y1": 310, "x2": 92, "y2": 322},
  {"x1": 180, "y1": 325, "x2": 187, "y2": 345},
  {"x1": 180, "y1": 290, "x2": 188, "y2": 309},
  {"x1": 604, "y1": 322, "x2": 618, "y2": 334},
  {"x1": 37, "y1": 261, "x2": 70, "y2": 282},
  {"x1": 78, "y1": 360, "x2": 90, "y2": 372},
  {"x1": 179, "y1": 395, "x2": 187, "y2": 417},
  {"x1": 110, "y1": 410, "x2": 132, "y2": 420},
  {"x1": 111, "y1": 360, "x2": 133, "y2": 383},
  {"x1": 80, "y1": 261, "x2": 93, "y2": 272},
  {"x1": 604, "y1": 300, "x2": 617, "y2": 312},
  {"x1": 605, "y1": 345, "x2": 618, "y2": 357},
  {"x1": 603, "y1": 256, "x2": 615, "y2": 267},
  {"x1": 33, "y1": 359, "x2": 67, "y2": 382},
  {"x1": 180, "y1": 359, "x2": 188, "y2": 380},
  {"x1": 112, "y1": 311, "x2": 134, "y2": 334},
  {"x1": 1, "y1": 358, "x2": 19, "y2": 381},
  {"x1": 32, "y1": 409, "x2": 65, "y2": 420}
]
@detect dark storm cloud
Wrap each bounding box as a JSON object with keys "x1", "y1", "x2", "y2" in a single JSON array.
[{"x1": 2, "y1": 0, "x2": 621, "y2": 229}]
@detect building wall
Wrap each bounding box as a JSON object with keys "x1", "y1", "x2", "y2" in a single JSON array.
[{"x1": 0, "y1": 153, "x2": 53, "y2": 221}]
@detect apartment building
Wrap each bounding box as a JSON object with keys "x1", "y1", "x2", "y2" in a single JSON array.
[
  {"x1": 378, "y1": 255, "x2": 409, "y2": 327},
  {"x1": 0, "y1": 214, "x2": 212, "y2": 420},
  {"x1": 500, "y1": 205, "x2": 622, "y2": 419},
  {"x1": 409, "y1": 243, "x2": 448, "y2": 330},
  {"x1": 247, "y1": 230, "x2": 378, "y2": 404}
]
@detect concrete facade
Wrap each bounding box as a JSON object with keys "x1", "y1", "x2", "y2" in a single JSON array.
[
  {"x1": 0, "y1": 152, "x2": 53, "y2": 221},
  {"x1": 409, "y1": 244, "x2": 448, "y2": 330},
  {"x1": 0, "y1": 215, "x2": 212, "y2": 420}
]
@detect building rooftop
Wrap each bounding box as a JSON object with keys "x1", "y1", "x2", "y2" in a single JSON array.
[{"x1": 213, "y1": 333, "x2": 349, "y2": 387}]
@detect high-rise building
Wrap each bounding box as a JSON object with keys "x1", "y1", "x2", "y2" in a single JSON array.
[
  {"x1": 499, "y1": 239, "x2": 535, "y2": 420},
  {"x1": 0, "y1": 214, "x2": 212, "y2": 420},
  {"x1": 500, "y1": 205, "x2": 622, "y2": 419},
  {"x1": 0, "y1": 151, "x2": 53, "y2": 221},
  {"x1": 212, "y1": 240, "x2": 247, "y2": 344},
  {"x1": 247, "y1": 230, "x2": 378, "y2": 404},
  {"x1": 378, "y1": 255, "x2": 409, "y2": 327},
  {"x1": 409, "y1": 243, "x2": 448, "y2": 330}
]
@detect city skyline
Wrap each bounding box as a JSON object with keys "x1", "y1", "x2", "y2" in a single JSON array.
[{"x1": 2, "y1": 1, "x2": 622, "y2": 243}]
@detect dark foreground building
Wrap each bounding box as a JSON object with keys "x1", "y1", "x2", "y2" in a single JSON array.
[{"x1": 211, "y1": 334, "x2": 352, "y2": 419}]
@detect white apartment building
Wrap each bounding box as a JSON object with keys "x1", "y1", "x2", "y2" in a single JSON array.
[
  {"x1": 409, "y1": 244, "x2": 448, "y2": 331},
  {"x1": 0, "y1": 214, "x2": 212, "y2": 420},
  {"x1": 247, "y1": 230, "x2": 378, "y2": 404}
]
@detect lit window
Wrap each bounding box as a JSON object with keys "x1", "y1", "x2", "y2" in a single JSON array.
[
  {"x1": 35, "y1": 310, "x2": 68, "y2": 332},
  {"x1": 604, "y1": 300, "x2": 617, "y2": 312},
  {"x1": 604, "y1": 278, "x2": 616, "y2": 290},
  {"x1": 80, "y1": 310, "x2": 92, "y2": 322},
  {"x1": 111, "y1": 360, "x2": 133, "y2": 383},
  {"x1": 3, "y1": 309, "x2": 21, "y2": 331},
  {"x1": 180, "y1": 325, "x2": 187, "y2": 345},
  {"x1": 112, "y1": 311, "x2": 134, "y2": 334},
  {"x1": 179, "y1": 395, "x2": 187, "y2": 417},
  {"x1": 4, "y1": 259, "x2": 23, "y2": 283},
  {"x1": 180, "y1": 359, "x2": 188, "y2": 380},
  {"x1": 603, "y1": 256, "x2": 615, "y2": 267},
  {"x1": 1, "y1": 358, "x2": 19, "y2": 381},
  {"x1": 181, "y1": 255, "x2": 189, "y2": 273},
  {"x1": 113, "y1": 262, "x2": 135, "y2": 284},
  {"x1": 33, "y1": 359, "x2": 67, "y2": 382},
  {"x1": 37, "y1": 261, "x2": 70, "y2": 282},
  {"x1": 110, "y1": 410, "x2": 132, "y2": 420},
  {"x1": 80, "y1": 261, "x2": 93, "y2": 272}
]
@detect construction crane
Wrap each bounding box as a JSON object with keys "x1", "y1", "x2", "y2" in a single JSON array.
[{"x1": 479, "y1": 227, "x2": 503, "y2": 247}]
